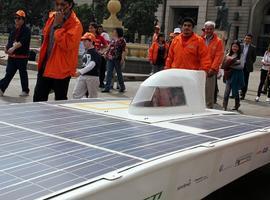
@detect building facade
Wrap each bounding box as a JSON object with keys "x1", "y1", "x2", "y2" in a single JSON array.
[{"x1": 157, "y1": 0, "x2": 270, "y2": 55}]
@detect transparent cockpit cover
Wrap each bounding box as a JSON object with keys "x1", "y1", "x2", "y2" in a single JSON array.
[{"x1": 131, "y1": 86, "x2": 187, "y2": 107}]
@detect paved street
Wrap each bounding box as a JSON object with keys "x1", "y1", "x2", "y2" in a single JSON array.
[{"x1": 0, "y1": 64, "x2": 269, "y2": 199}]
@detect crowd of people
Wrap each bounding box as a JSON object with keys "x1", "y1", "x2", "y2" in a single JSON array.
[
  {"x1": 0, "y1": 0, "x2": 127, "y2": 102},
  {"x1": 148, "y1": 17, "x2": 269, "y2": 110},
  {"x1": 0, "y1": 0, "x2": 269, "y2": 112}
]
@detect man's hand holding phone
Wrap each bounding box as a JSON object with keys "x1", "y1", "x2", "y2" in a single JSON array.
[{"x1": 54, "y1": 10, "x2": 64, "y2": 26}]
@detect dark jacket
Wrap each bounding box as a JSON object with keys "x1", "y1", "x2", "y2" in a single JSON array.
[
  {"x1": 6, "y1": 24, "x2": 31, "y2": 56},
  {"x1": 241, "y1": 43, "x2": 256, "y2": 72},
  {"x1": 83, "y1": 48, "x2": 101, "y2": 77}
]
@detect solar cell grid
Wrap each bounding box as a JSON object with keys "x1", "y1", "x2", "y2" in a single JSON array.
[
  {"x1": 0, "y1": 123, "x2": 142, "y2": 200},
  {"x1": 172, "y1": 117, "x2": 239, "y2": 130},
  {"x1": 0, "y1": 101, "x2": 269, "y2": 200}
]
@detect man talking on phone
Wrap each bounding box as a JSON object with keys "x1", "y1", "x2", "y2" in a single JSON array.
[{"x1": 33, "y1": 0, "x2": 83, "y2": 102}]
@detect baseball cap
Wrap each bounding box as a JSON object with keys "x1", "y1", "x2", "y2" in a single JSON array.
[
  {"x1": 81, "y1": 32, "x2": 96, "y2": 42},
  {"x1": 16, "y1": 10, "x2": 26, "y2": 18},
  {"x1": 174, "y1": 28, "x2": 181, "y2": 34}
]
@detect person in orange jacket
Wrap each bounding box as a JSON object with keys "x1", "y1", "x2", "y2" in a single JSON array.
[
  {"x1": 165, "y1": 17, "x2": 211, "y2": 72},
  {"x1": 149, "y1": 33, "x2": 169, "y2": 74},
  {"x1": 152, "y1": 25, "x2": 160, "y2": 43},
  {"x1": 33, "y1": 0, "x2": 83, "y2": 102},
  {"x1": 203, "y1": 21, "x2": 224, "y2": 108}
]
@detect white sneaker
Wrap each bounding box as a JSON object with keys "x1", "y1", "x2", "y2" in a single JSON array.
[
  {"x1": 19, "y1": 91, "x2": 29, "y2": 97},
  {"x1": 0, "y1": 89, "x2": 3, "y2": 97},
  {"x1": 255, "y1": 96, "x2": 259, "y2": 102},
  {"x1": 266, "y1": 98, "x2": 270, "y2": 103}
]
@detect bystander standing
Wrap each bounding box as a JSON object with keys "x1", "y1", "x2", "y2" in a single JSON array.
[
  {"x1": 0, "y1": 10, "x2": 31, "y2": 97},
  {"x1": 165, "y1": 17, "x2": 211, "y2": 71},
  {"x1": 222, "y1": 40, "x2": 245, "y2": 111},
  {"x1": 89, "y1": 22, "x2": 108, "y2": 88},
  {"x1": 33, "y1": 0, "x2": 83, "y2": 102},
  {"x1": 73, "y1": 32, "x2": 101, "y2": 99},
  {"x1": 148, "y1": 33, "x2": 169, "y2": 74},
  {"x1": 102, "y1": 28, "x2": 126, "y2": 93},
  {"x1": 240, "y1": 33, "x2": 257, "y2": 100},
  {"x1": 255, "y1": 45, "x2": 270, "y2": 102},
  {"x1": 203, "y1": 21, "x2": 224, "y2": 109}
]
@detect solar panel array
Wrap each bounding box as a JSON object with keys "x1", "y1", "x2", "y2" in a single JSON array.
[
  {"x1": 172, "y1": 115, "x2": 270, "y2": 138},
  {"x1": 0, "y1": 101, "x2": 269, "y2": 200}
]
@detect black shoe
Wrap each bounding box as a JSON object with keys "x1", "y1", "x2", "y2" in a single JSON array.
[
  {"x1": 232, "y1": 103, "x2": 240, "y2": 111},
  {"x1": 119, "y1": 88, "x2": 125, "y2": 93},
  {"x1": 102, "y1": 89, "x2": 110, "y2": 93},
  {"x1": 229, "y1": 95, "x2": 235, "y2": 99},
  {"x1": 223, "y1": 102, "x2": 228, "y2": 111},
  {"x1": 240, "y1": 96, "x2": 245, "y2": 100}
]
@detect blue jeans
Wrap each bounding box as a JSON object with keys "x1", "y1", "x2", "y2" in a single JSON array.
[
  {"x1": 105, "y1": 59, "x2": 125, "y2": 91},
  {"x1": 0, "y1": 57, "x2": 29, "y2": 93}
]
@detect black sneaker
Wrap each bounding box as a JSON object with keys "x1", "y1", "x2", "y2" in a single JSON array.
[
  {"x1": 102, "y1": 89, "x2": 110, "y2": 93},
  {"x1": 119, "y1": 88, "x2": 126, "y2": 93}
]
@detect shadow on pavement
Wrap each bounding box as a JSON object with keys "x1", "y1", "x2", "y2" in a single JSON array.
[{"x1": 0, "y1": 96, "x2": 28, "y2": 104}]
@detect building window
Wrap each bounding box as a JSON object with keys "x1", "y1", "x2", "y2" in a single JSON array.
[
  {"x1": 237, "y1": 0, "x2": 243, "y2": 6},
  {"x1": 264, "y1": 24, "x2": 270, "y2": 34},
  {"x1": 234, "y1": 26, "x2": 239, "y2": 40}
]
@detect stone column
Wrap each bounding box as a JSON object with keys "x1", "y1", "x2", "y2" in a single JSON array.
[{"x1": 102, "y1": 0, "x2": 124, "y2": 34}]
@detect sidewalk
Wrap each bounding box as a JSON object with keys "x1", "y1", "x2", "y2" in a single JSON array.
[
  {"x1": 0, "y1": 50, "x2": 149, "y2": 81},
  {"x1": 0, "y1": 64, "x2": 142, "y2": 103},
  {"x1": 0, "y1": 63, "x2": 269, "y2": 117}
]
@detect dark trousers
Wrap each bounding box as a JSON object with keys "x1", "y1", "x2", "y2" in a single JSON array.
[
  {"x1": 0, "y1": 57, "x2": 29, "y2": 93},
  {"x1": 214, "y1": 76, "x2": 219, "y2": 103},
  {"x1": 105, "y1": 59, "x2": 125, "y2": 91},
  {"x1": 223, "y1": 82, "x2": 240, "y2": 109},
  {"x1": 257, "y1": 69, "x2": 270, "y2": 98},
  {"x1": 241, "y1": 67, "x2": 250, "y2": 97},
  {"x1": 99, "y1": 56, "x2": 107, "y2": 87},
  {"x1": 33, "y1": 74, "x2": 71, "y2": 102},
  {"x1": 151, "y1": 64, "x2": 164, "y2": 74}
]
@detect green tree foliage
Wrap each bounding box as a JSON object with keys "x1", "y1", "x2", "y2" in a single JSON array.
[
  {"x1": 0, "y1": 0, "x2": 53, "y2": 32},
  {"x1": 74, "y1": 3, "x2": 95, "y2": 33},
  {"x1": 92, "y1": 0, "x2": 109, "y2": 24},
  {"x1": 87, "y1": 0, "x2": 162, "y2": 40},
  {"x1": 0, "y1": 0, "x2": 162, "y2": 41},
  {"x1": 122, "y1": 0, "x2": 162, "y2": 40}
]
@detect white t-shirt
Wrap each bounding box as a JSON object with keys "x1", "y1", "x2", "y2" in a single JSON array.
[{"x1": 262, "y1": 51, "x2": 270, "y2": 71}]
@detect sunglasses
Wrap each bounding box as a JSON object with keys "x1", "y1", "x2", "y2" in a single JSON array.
[{"x1": 14, "y1": 16, "x2": 23, "y2": 20}]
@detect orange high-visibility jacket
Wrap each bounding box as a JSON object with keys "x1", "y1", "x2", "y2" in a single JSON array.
[
  {"x1": 38, "y1": 11, "x2": 83, "y2": 79},
  {"x1": 204, "y1": 33, "x2": 224, "y2": 73},
  {"x1": 148, "y1": 42, "x2": 169, "y2": 64},
  {"x1": 165, "y1": 33, "x2": 211, "y2": 71}
]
